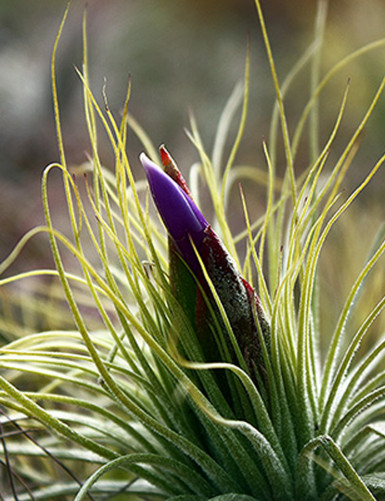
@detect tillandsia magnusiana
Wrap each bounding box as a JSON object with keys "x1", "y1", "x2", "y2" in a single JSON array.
[{"x1": 140, "y1": 146, "x2": 270, "y2": 386}]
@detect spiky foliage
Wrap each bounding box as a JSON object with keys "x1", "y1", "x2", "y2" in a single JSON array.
[{"x1": 1, "y1": 2, "x2": 385, "y2": 500}]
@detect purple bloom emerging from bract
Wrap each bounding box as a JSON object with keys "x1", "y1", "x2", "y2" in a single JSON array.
[
  {"x1": 140, "y1": 153, "x2": 208, "y2": 274},
  {"x1": 140, "y1": 149, "x2": 269, "y2": 379}
]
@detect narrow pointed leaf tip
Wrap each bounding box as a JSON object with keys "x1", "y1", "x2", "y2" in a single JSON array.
[
  {"x1": 159, "y1": 144, "x2": 193, "y2": 198},
  {"x1": 140, "y1": 152, "x2": 208, "y2": 265}
]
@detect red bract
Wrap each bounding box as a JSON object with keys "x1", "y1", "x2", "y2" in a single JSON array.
[{"x1": 140, "y1": 148, "x2": 269, "y2": 379}]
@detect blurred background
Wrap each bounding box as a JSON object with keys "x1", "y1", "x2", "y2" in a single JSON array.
[{"x1": 0, "y1": 0, "x2": 384, "y2": 339}]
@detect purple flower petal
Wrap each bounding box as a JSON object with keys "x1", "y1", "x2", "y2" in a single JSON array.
[{"x1": 140, "y1": 153, "x2": 209, "y2": 270}]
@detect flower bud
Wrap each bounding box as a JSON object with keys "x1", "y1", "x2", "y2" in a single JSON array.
[{"x1": 140, "y1": 150, "x2": 269, "y2": 380}]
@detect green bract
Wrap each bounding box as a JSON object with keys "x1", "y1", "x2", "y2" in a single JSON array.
[{"x1": 0, "y1": 1, "x2": 385, "y2": 500}]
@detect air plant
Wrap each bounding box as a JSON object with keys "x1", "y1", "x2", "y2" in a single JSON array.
[{"x1": 1, "y1": 1, "x2": 385, "y2": 500}]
